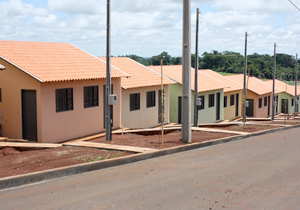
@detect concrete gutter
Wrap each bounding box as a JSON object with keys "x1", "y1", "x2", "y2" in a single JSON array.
[{"x1": 1, "y1": 123, "x2": 300, "y2": 190}]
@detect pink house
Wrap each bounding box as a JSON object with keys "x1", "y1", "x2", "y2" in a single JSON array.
[{"x1": 0, "y1": 41, "x2": 128, "y2": 143}]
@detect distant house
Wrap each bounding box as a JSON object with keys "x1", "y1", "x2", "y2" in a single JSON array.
[
  {"x1": 200, "y1": 70, "x2": 243, "y2": 120},
  {"x1": 149, "y1": 65, "x2": 229, "y2": 124},
  {"x1": 265, "y1": 79, "x2": 299, "y2": 114},
  {"x1": 99, "y1": 57, "x2": 175, "y2": 129},
  {"x1": 0, "y1": 41, "x2": 128, "y2": 143},
  {"x1": 227, "y1": 74, "x2": 272, "y2": 118}
]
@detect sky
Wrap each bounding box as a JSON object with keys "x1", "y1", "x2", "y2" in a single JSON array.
[{"x1": 0, "y1": 0, "x2": 299, "y2": 58}]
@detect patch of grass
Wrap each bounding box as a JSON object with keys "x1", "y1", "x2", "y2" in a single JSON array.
[
  {"x1": 216, "y1": 72, "x2": 235, "y2": 76},
  {"x1": 83, "y1": 156, "x2": 103, "y2": 163}
]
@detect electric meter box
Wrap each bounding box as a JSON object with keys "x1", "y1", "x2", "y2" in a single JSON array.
[
  {"x1": 296, "y1": 100, "x2": 299, "y2": 105},
  {"x1": 196, "y1": 98, "x2": 202, "y2": 106},
  {"x1": 245, "y1": 101, "x2": 249, "y2": 107},
  {"x1": 273, "y1": 101, "x2": 278, "y2": 107},
  {"x1": 108, "y1": 94, "x2": 117, "y2": 105}
]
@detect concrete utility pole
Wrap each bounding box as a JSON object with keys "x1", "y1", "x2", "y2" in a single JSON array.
[
  {"x1": 182, "y1": 0, "x2": 191, "y2": 143},
  {"x1": 272, "y1": 43, "x2": 276, "y2": 121},
  {"x1": 242, "y1": 32, "x2": 248, "y2": 123},
  {"x1": 295, "y1": 53, "x2": 298, "y2": 115},
  {"x1": 193, "y1": 8, "x2": 200, "y2": 128},
  {"x1": 105, "y1": 0, "x2": 112, "y2": 141}
]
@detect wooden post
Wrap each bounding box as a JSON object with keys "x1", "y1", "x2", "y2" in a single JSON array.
[{"x1": 161, "y1": 59, "x2": 164, "y2": 147}]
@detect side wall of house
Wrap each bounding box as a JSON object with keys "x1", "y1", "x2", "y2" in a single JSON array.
[
  {"x1": 40, "y1": 78, "x2": 121, "y2": 143},
  {"x1": 223, "y1": 90, "x2": 242, "y2": 120},
  {"x1": 0, "y1": 58, "x2": 42, "y2": 140},
  {"x1": 122, "y1": 85, "x2": 170, "y2": 129},
  {"x1": 278, "y1": 92, "x2": 294, "y2": 114},
  {"x1": 246, "y1": 91, "x2": 272, "y2": 118}
]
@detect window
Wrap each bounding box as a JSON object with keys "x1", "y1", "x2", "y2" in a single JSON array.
[
  {"x1": 224, "y1": 96, "x2": 227, "y2": 108},
  {"x1": 230, "y1": 94, "x2": 234, "y2": 106},
  {"x1": 259, "y1": 98, "x2": 262, "y2": 108},
  {"x1": 147, "y1": 91, "x2": 156, "y2": 108},
  {"x1": 84, "y1": 86, "x2": 98, "y2": 108},
  {"x1": 292, "y1": 98, "x2": 294, "y2": 106},
  {"x1": 264, "y1": 97, "x2": 267, "y2": 106},
  {"x1": 209, "y1": 94, "x2": 214, "y2": 108},
  {"x1": 0, "y1": 88, "x2": 2, "y2": 102},
  {"x1": 198, "y1": 95, "x2": 205, "y2": 110},
  {"x1": 56, "y1": 88, "x2": 73, "y2": 112},
  {"x1": 130, "y1": 93, "x2": 140, "y2": 111}
]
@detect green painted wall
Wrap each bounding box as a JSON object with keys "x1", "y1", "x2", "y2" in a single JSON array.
[
  {"x1": 277, "y1": 92, "x2": 296, "y2": 114},
  {"x1": 169, "y1": 84, "x2": 224, "y2": 124}
]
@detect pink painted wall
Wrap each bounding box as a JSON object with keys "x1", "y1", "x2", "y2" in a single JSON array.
[
  {"x1": 40, "y1": 78, "x2": 121, "y2": 143},
  {"x1": 246, "y1": 90, "x2": 272, "y2": 118}
]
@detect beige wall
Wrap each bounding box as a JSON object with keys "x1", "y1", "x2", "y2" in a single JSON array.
[
  {"x1": 0, "y1": 58, "x2": 42, "y2": 140},
  {"x1": 122, "y1": 85, "x2": 169, "y2": 129},
  {"x1": 40, "y1": 78, "x2": 121, "y2": 143},
  {"x1": 223, "y1": 90, "x2": 243, "y2": 120},
  {"x1": 246, "y1": 90, "x2": 272, "y2": 118}
]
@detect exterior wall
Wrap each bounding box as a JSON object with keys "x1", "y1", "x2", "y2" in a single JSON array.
[
  {"x1": 223, "y1": 90, "x2": 243, "y2": 120},
  {"x1": 169, "y1": 84, "x2": 182, "y2": 123},
  {"x1": 277, "y1": 92, "x2": 294, "y2": 114},
  {"x1": 122, "y1": 85, "x2": 170, "y2": 129},
  {"x1": 197, "y1": 89, "x2": 224, "y2": 124},
  {"x1": 40, "y1": 78, "x2": 121, "y2": 143},
  {"x1": 0, "y1": 58, "x2": 42, "y2": 140},
  {"x1": 246, "y1": 90, "x2": 272, "y2": 118}
]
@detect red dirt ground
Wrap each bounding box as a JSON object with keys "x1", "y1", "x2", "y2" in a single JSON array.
[
  {"x1": 90, "y1": 130, "x2": 236, "y2": 149},
  {"x1": 213, "y1": 124, "x2": 282, "y2": 132},
  {"x1": 0, "y1": 146, "x2": 132, "y2": 178},
  {"x1": 247, "y1": 120, "x2": 300, "y2": 125}
]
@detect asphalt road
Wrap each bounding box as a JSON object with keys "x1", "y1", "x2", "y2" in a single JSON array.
[{"x1": 1, "y1": 127, "x2": 300, "y2": 210}]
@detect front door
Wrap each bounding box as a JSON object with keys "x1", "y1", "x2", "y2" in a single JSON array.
[
  {"x1": 216, "y1": 93, "x2": 220, "y2": 120},
  {"x1": 246, "y1": 99, "x2": 254, "y2": 117},
  {"x1": 21, "y1": 90, "x2": 37, "y2": 141},
  {"x1": 281, "y1": 99, "x2": 289, "y2": 114},
  {"x1": 178, "y1": 96, "x2": 182, "y2": 124},
  {"x1": 268, "y1": 96, "x2": 270, "y2": 116},
  {"x1": 275, "y1": 95, "x2": 278, "y2": 113},
  {"x1": 235, "y1": 94, "x2": 239, "y2": 117}
]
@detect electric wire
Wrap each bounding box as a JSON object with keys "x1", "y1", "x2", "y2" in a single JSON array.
[{"x1": 288, "y1": 0, "x2": 300, "y2": 11}]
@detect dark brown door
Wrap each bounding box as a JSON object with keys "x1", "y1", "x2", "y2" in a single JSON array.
[
  {"x1": 178, "y1": 96, "x2": 182, "y2": 124},
  {"x1": 268, "y1": 96, "x2": 270, "y2": 116},
  {"x1": 235, "y1": 94, "x2": 239, "y2": 117},
  {"x1": 246, "y1": 99, "x2": 254, "y2": 117},
  {"x1": 22, "y1": 90, "x2": 37, "y2": 141},
  {"x1": 216, "y1": 93, "x2": 220, "y2": 120}
]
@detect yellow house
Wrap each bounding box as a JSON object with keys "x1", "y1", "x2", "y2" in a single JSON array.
[
  {"x1": 99, "y1": 57, "x2": 175, "y2": 129},
  {"x1": 0, "y1": 41, "x2": 128, "y2": 143}
]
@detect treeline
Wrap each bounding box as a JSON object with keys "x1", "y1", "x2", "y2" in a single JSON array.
[{"x1": 121, "y1": 50, "x2": 299, "y2": 80}]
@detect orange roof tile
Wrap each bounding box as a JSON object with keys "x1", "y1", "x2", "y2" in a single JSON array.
[
  {"x1": 226, "y1": 74, "x2": 272, "y2": 95},
  {"x1": 265, "y1": 79, "x2": 297, "y2": 96},
  {"x1": 0, "y1": 40, "x2": 128, "y2": 82},
  {"x1": 0, "y1": 64, "x2": 5, "y2": 70},
  {"x1": 199, "y1": 69, "x2": 242, "y2": 92},
  {"x1": 149, "y1": 65, "x2": 229, "y2": 92},
  {"x1": 99, "y1": 57, "x2": 175, "y2": 89}
]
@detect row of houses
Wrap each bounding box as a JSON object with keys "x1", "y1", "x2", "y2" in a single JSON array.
[{"x1": 0, "y1": 41, "x2": 299, "y2": 143}]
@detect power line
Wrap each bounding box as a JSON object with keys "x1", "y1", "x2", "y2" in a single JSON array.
[{"x1": 288, "y1": 0, "x2": 300, "y2": 11}]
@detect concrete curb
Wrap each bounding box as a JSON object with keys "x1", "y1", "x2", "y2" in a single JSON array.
[{"x1": 1, "y1": 123, "x2": 300, "y2": 190}]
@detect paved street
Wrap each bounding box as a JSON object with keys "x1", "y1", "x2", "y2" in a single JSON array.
[{"x1": 1, "y1": 128, "x2": 300, "y2": 210}]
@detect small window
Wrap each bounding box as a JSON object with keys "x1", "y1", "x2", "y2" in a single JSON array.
[
  {"x1": 259, "y1": 98, "x2": 262, "y2": 108},
  {"x1": 224, "y1": 96, "x2": 227, "y2": 108},
  {"x1": 264, "y1": 97, "x2": 267, "y2": 106},
  {"x1": 130, "y1": 93, "x2": 140, "y2": 111},
  {"x1": 0, "y1": 88, "x2": 2, "y2": 102},
  {"x1": 147, "y1": 91, "x2": 156, "y2": 108},
  {"x1": 209, "y1": 94, "x2": 214, "y2": 108},
  {"x1": 198, "y1": 95, "x2": 205, "y2": 110},
  {"x1": 230, "y1": 94, "x2": 234, "y2": 106},
  {"x1": 56, "y1": 88, "x2": 73, "y2": 112},
  {"x1": 84, "y1": 86, "x2": 98, "y2": 108},
  {"x1": 292, "y1": 98, "x2": 294, "y2": 106}
]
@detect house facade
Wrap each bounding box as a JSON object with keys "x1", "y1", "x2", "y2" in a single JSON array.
[
  {"x1": 227, "y1": 74, "x2": 272, "y2": 118},
  {"x1": 150, "y1": 65, "x2": 228, "y2": 124},
  {"x1": 0, "y1": 41, "x2": 128, "y2": 143},
  {"x1": 99, "y1": 57, "x2": 175, "y2": 129}
]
